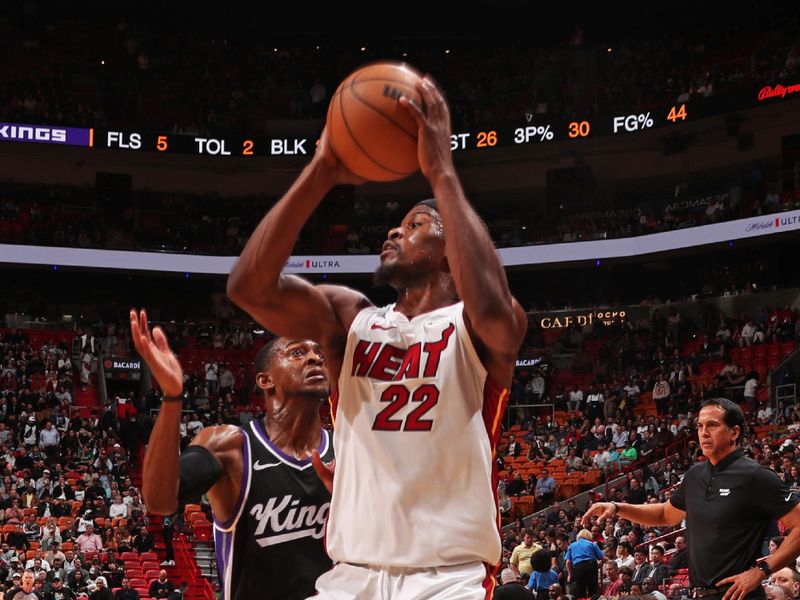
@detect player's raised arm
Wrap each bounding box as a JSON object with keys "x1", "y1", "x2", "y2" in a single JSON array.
[
  {"x1": 134, "y1": 309, "x2": 243, "y2": 520},
  {"x1": 226, "y1": 131, "x2": 371, "y2": 348},
  {"x1": 400, "y1": 78, "x2": 526, "y2": 377}
]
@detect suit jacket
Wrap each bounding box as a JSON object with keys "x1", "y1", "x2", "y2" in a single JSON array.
[
  {"x1": 669, "y1": 549, "x2": 688, "y2": 574},
  {"x1": 632, "y1": 562, "x2": 651, "y2": 584},
  {"x1": 646, "y1": 563, "x2": 671, "y2": 585}
]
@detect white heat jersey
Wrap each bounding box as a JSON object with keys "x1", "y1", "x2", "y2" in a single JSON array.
[{"x1": 326, "y1": 301, "x2": 508, "y2": 568}]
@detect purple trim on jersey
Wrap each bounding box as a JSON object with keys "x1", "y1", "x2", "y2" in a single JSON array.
[
  {"x1": 252, "y1": 418, "x2": 328, "y2": 467},
  {"x1": 213, "y1": 427, "x2": 249, "y2": 530},
  {"x1": 213, "y1": 527, "x2": 227, "y2": 587}
]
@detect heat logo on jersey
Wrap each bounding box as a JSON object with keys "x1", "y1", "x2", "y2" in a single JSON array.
[
  {"x1": 351, "y1": 323, "x2": 454, "y2": 381},
  {"x1": 250, "y1": 495, "x2": 330, "y2": 547},
  {"x1": 350, "y1": 322, "x2": 456, "y2": 432}
]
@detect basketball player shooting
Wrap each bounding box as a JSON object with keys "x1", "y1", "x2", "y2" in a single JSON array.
[
  {"x1": 133, "y1": 309, "x2": 335, "y2": 600},
  {"x1": 227, "y1": 75, "x2": 527, "y2": 599}
]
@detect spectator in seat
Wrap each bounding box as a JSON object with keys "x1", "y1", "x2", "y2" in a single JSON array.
[
  {"x1": 626, "y1": 479, "x2": 647, "y2": 505},
  {"x1": 114, "y1": 577, "x2": 140, "y2": 600},
  {"x1": 90, "y1": 576, "x2": 113, "y2": 600},
  {"x1": 770, "y1": 567, "x2": 800, "y2": 599},
  {"x1": 668, "y1": 535, "x2": 688, "y2": 574},
  {"x1": 132, "y1": 526, "x2": 154, "y2": 554},
  {"x1": 619, "y1": 566, "x2": 634, "y2": 593},
  {"x1": 108, "y1": 496, "x2": 128, "y2": 520},
  {"x1": 535, "y1": 469, "x2": 557, "y2": 508},
  {"x1": 603, "y1": 561, "x2": 623, "y2": 596},
  {"x1": 493, "y1": 568, "x2": 531, "y2": 600},
  {"x1": 667, "y1": 583, "x2": 684, "y2": 599},
  {"x1": 632, "y1": 548, "x2": 651, "y2": 584},
  {"x1": 620, "y1": 440, "x2": 638, "y2": 467},
  {"x1": 766, "y1": 585, "x2": 793, "y2": 600},
  {"x1": 23, "y1": 513, "x2": 41, "y2": 541},
  {"x1": 167, "y1": 581, "x2": 188, "y2": 600},
  {"x1": 49, "y1": 575, "x2": 76, "y2": 600},
  {"x1": 75, "y1": 524, "x2": 102, "y2": 554},
  {"x1": 616, "y1": 541, "x2": 635, "y2": 569},
  {"x1": 507, "y1": 472, "x2": 526, "y2": 498},
  {"x1": 740, "y1": 320, "x2": 758, "y2": 347},
  {"x1": 67, "y1": 563, "x2": 89, "y2": 592},
  {"x1": 5, "y1": 522, "x2": 30, "y2": 550},
  {"x1": 498, "y1": 481, "x2": 512, "y2": 518},
  {"x1": 148, "y1": 570, "x2": 174, "y2": 600},
  {"x1": 47, "y1": 557, "x2": 67, "y2": 582},
  {"x1": 643, "y1": 577, "x2": 668, "y2": 600},
  {"x1": 644, "y1": 545, "x2": 670, "y2": 587},
  {"x1": 103, "y1": 562, "x2": 123, "y2": 589},
  {"x1": 506, "y1": 435, "x2": 522, "y2": 458}
]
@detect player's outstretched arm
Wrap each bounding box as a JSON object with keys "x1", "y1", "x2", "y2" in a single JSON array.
[
  {"x1": 134, "y1": 309, "x2": 244, "y2": 519},
  {"x1": 227, "y1": 131, "x2": 370, "y2": 347},
  {"x1": 134, "y1": 308, "x2": 186, "y2": 515},
  {"x1": 400, "y1": 78, "x2": 526, "y2": 380}
]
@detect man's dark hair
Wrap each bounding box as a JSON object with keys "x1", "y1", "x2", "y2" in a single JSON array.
[
  {"x1": 652, "y1": 545, "x2": 664, "y2": 555},
  {"x1": 619, "y1": 566, "x2": 633, "y2": 577},
  {"x1": 701, "y1": 398, "x2": 747, "y2": 438},
  {"x1": 254, "y1": 338, "x2": 282, "y2": 374},
  {"x1": 556, "y1": 532, "x2": 570, "y2": 542},
  {"x1": 530, "y1": 549, "x2": 552, "y2": 573},
  {"x1": 619, "y1": 541, "x2": 633, "y2": 553}
]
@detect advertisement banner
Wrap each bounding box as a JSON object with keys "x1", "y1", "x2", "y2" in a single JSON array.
[
  {"x1": 103, "y1": 356, "x2": 142, "y2": 381},
  {"x1": 0, "y1": 210, "x2": 798, "y2": 273}
]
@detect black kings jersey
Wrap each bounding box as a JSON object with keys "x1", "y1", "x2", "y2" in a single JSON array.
[{"x1": 213, "y1": 419, "x2": 334, "y2": 600}]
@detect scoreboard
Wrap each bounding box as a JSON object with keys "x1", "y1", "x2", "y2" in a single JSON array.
[{"x1": 1, "y1": 82, "x2": 798, "y2": 158}]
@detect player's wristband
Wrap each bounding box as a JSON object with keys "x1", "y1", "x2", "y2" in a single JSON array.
[
  {"x1": 162, "y1": 395, "x2": 185, "y2": 403},
  {"x1": 611, "y1": 501, "x2": 619, "y2": 515}
]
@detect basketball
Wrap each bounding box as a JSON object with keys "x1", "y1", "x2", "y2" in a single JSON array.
[{"x1": 326, "y1": 61, "x2": 423, "y2": 182}]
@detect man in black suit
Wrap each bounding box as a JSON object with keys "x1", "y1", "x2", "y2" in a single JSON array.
[
  {"x1": 507, "y1": 435, "x2": 522, "y2": 458},
  {"x1": 632, "y1": 548, "x2": 651, "y2": 585},
  {"x1": 668, "y1": 536, "x2": 688, "y2": 574},
  {"x1": 645, "y1": 545, "x2": 671, "y2": 587},
  {"x1": 626, "y1": 478, "x2": 647, "y2": 505}
]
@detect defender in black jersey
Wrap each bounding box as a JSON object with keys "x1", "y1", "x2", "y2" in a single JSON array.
[{"x1": 134, "y1": 309, "x2": 334, "y2": 600}]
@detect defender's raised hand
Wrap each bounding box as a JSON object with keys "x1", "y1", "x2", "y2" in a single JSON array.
[{"x1": 130, "y1": 308, "x2": 183, "y2": 397}]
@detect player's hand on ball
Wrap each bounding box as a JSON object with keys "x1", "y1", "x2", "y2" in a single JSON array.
[
  {"x1": 314, "y1": 128, "x2": 366, "y2": 186},
  {"x1": 311, "y1": 449, "x2": 335, "y2": 494},
  {"x1": 130, "y1": 308, "x2": 184, "y2": 398},
  {"x1": 399, "y1": 75, "x2": 454, "y2": 184},
  {"x1": 581, "y1": 502, "x2": 616, "y2": 527}
]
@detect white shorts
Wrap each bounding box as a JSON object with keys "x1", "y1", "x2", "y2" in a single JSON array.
[{"x1": 310, "y1": 561, "x2": 495, "y2": 600}]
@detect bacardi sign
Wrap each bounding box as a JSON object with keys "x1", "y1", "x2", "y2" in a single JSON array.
[{"x1": 539, "y1": 309, "x2": 628, "y2": 329}]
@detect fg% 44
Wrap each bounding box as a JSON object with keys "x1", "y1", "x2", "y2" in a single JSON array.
[
  {"x1": 612, "y1": 112, "x2": 654, "y2": 133},
  {"x1": 513, "y1": 124, "x2": 555, "y2": 144}
]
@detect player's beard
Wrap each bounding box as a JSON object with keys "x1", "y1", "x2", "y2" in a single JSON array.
[{"x1": 373, "y1": 256, "x2": 431, "y2": 289}]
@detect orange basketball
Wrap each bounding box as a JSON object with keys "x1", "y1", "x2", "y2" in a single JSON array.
[{"x1": 326, "y1": 61, "x2": 422, "y2": 182}]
